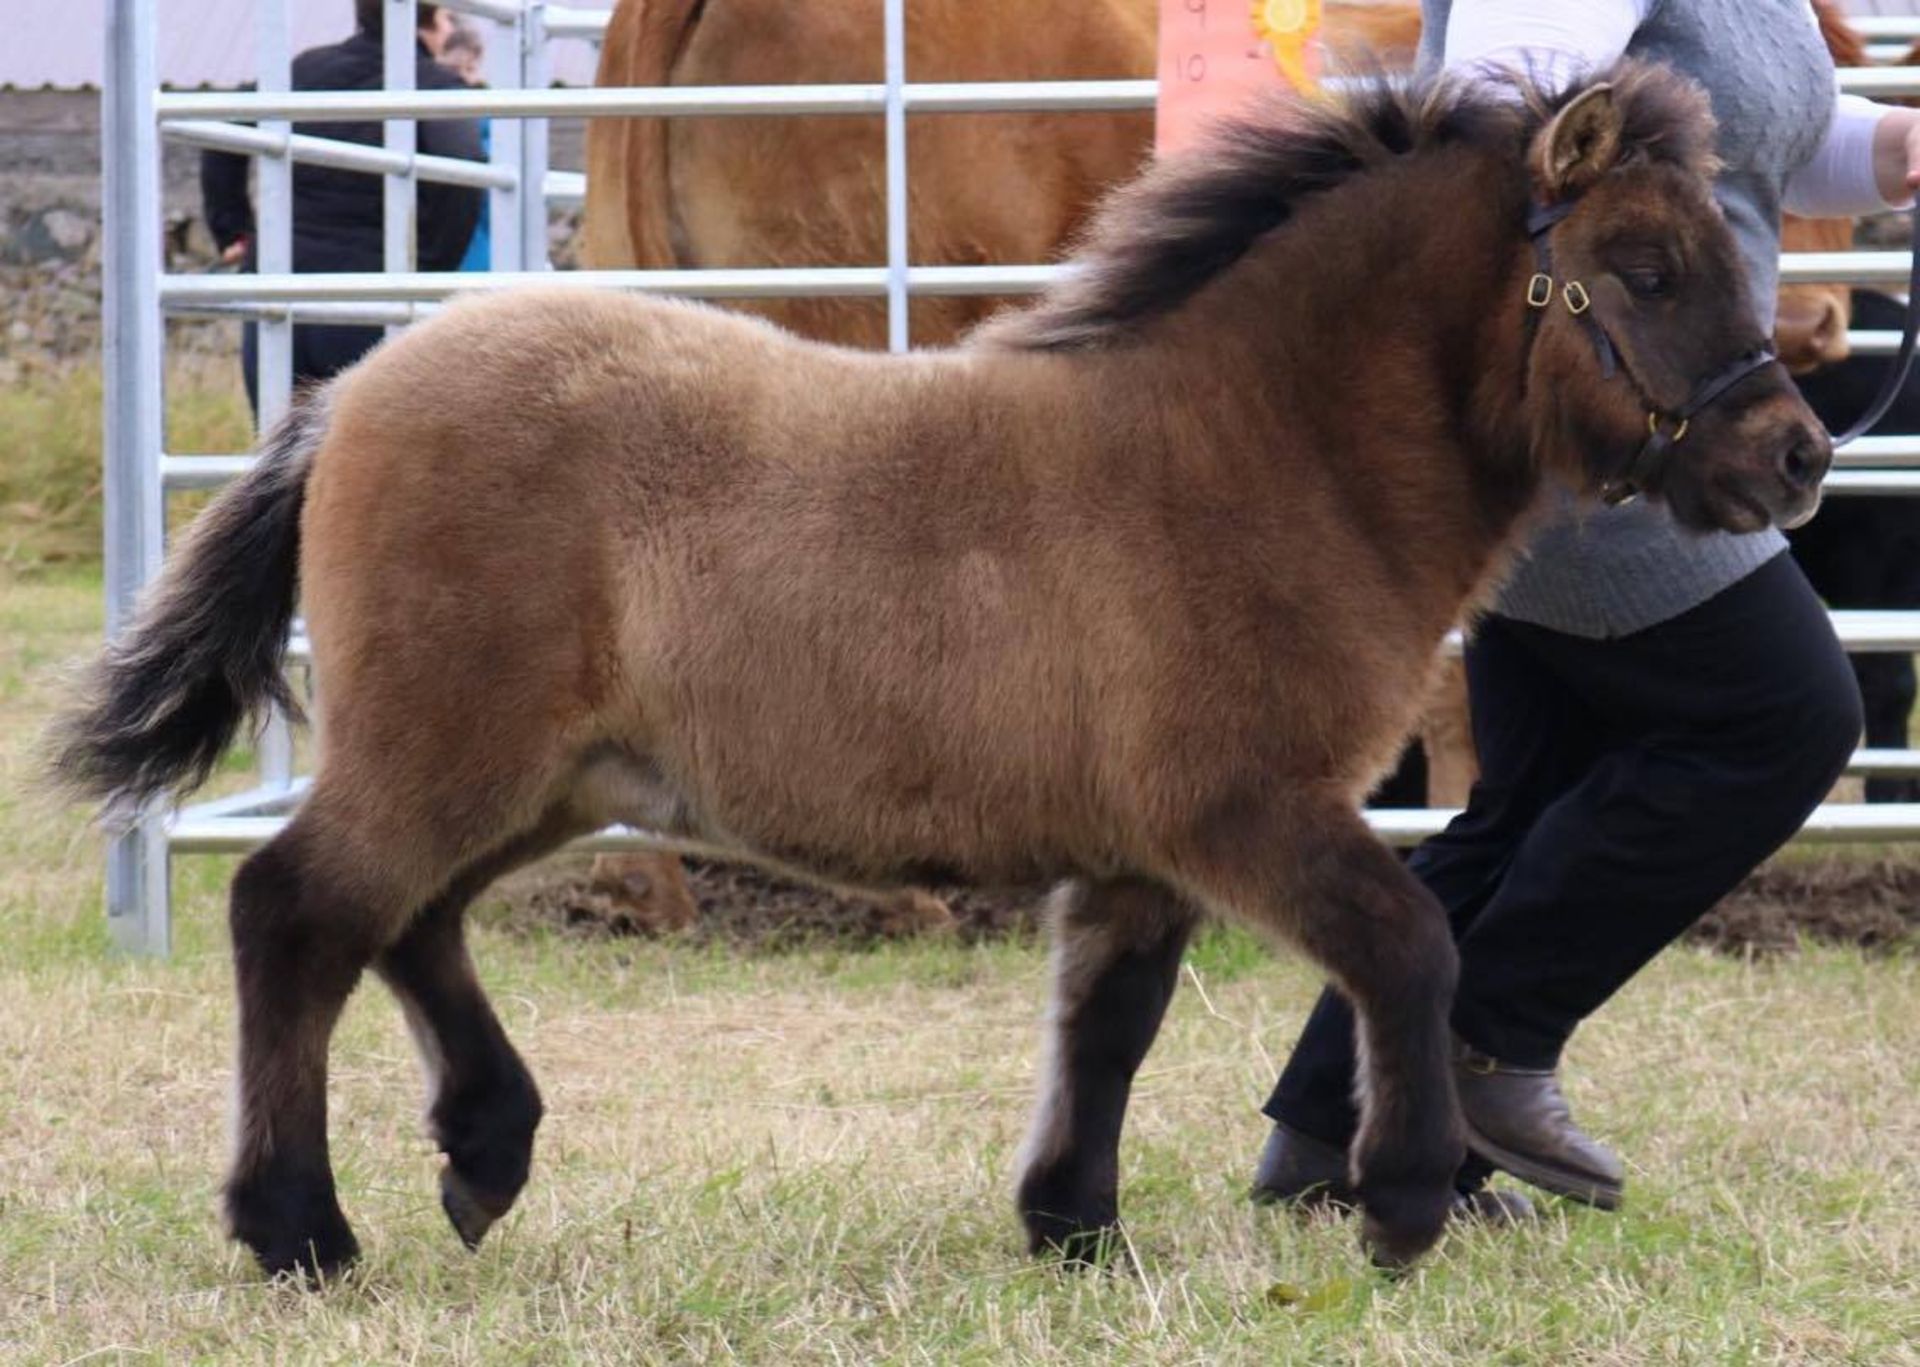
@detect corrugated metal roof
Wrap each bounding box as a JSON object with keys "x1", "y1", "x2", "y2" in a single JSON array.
[{"x1": 8, "y1": 0, "x2": 612, "y2": 90}]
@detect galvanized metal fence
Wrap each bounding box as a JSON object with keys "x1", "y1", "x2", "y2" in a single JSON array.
[{"x1": 101, "y1": 0, "x2": 1920, "y2": 952}]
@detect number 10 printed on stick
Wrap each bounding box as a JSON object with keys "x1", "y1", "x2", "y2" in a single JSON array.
[{"x1": 1158, "y1": 0, "x2": 1324, "y2": 153}]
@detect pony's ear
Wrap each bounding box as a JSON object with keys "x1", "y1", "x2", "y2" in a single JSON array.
[{"x1": 1532, "y1": 83, "x2": 1624, "y2": 199}]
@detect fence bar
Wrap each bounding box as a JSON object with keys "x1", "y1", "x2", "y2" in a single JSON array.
[
  {"x1": 1853, "y1": 17, "x2": 1920, "y2": 40},
  {"x1": 102, "y1": 0, "x2": 168, "y2": 954},
  {"x1": 883, "y1": 0, "x2": 909, "y2": 351},
  {"x1": 176, "y1": 779, "x2": 312, "y2": 824},
  {"x1": 165, "y1": 120, "x2": 516, "y2": 191},
  {"x1": 167, "y1": 801, "x2": 1920, "y2": 857},
  {"x1": 1370, "y1": 802, "x2": 1920, "y2": 847},
  {"x1": 155, "y1": 80, "x2": 1162, "y2": 122},
  {"x1": 438, "y1": 0, "x2": 525, "y2": 22},
  {"x1": 543, "y1": 3, "x2": 611, "y2": 38},
  {"x1": 1844, "y1": 329, "x2": 1903, "y2": 357},
  {"x1": 1853, "y1": 749, "x2": 1920, "y2": 777},
  {"x1": 158, "y1": 263, "x2": 1064, "y2": 305},
  {"x1": 486, "y1": 1, "x2": 525, "y2": 271},
  {"x1": 1832, "y1": 436, "x2": 1920, "y2": 467},
  {"x1": 545, "y1": 169, "x2": 587, "y2": 202},
  {"x1": 1778, "y1": 250, "x2": 1914, "y2": 286},
  {"x1": 255, "y1": 3, "x2": 293, "y2": 426},
  {"x1": 1826, "y1": 609, "x2": 1920, "y2": 651},
  {"x1": 148, "y1": 70, "x2": 1920, "y2": 122},
  {"x1": 254, "y1": 0, "x2": 298, "y2": 795},
  {"x1": 1824, "y1": 471, "x2": 1920, "y2": 495},
  {"x1": 520, "y1": 2, "x2": 552, "y2": 270},
  {"x1": 1837, "y1": 66, "x2": 1920, "y2": 96},
  {"x1": 383, "y1": 0, "x2": 417, "y2": 303}
]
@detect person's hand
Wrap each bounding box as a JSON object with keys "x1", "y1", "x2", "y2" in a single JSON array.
[
  {"x1": 1902, "y1": 113, "x2": 1920, "y2": 201},
  {"x1": 220, "y1": 238, "x2": 249, "y2": 266},
  {"x1": 1872, "y1": 106, "x2": 1920, "y2": 207}
]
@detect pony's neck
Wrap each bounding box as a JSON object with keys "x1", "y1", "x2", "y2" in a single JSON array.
[{"x1": 1126, "y1": 141, "x2": 1543, "y2": 619}]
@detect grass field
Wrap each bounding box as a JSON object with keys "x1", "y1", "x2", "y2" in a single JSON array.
[
  {"x1": 3, "y1": 566, "x2": 1919, "y2": 1363},
  {"x1": 0, "y1": 358, "x2": 250, "y2": 570}
]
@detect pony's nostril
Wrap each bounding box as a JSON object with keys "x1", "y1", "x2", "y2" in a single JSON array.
[{"x1": 1779, "y1": 435, "x2": 1826, "y2": 491}]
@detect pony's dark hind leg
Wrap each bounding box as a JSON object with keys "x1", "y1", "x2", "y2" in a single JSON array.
[
  {"x1": 1181, "y1": 802, "x2": 1463, "y2": 1269},
  {"x1": 223, "y1": 818, "x2": 409, "y2": 1280},
  {"x1": 375, "y1": 819, "x2": 581, "y2": 1251},
  {"x1": 1016, "y1": 878, "x2": 1195, "y2": 1262}
]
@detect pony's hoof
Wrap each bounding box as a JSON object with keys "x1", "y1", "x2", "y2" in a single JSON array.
[
  {"x1": 440, "y1": 1166, "x2": 512, "y2": 1249},
  {"x1": 1358, "y1": 1196, "x2": 1450, "y2": 1273},
  {"x1": 1018, "y1": 1164, "x2": 1121, "y2": 1266},
  {"x1": 225, "y1": 1179, "x2": 361, "y2": 1284},
  {"x1": 1025, "y1": 1213, "x2": 1124, "y2": 1268}
]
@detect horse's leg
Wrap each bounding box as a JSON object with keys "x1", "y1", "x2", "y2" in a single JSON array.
[
  {"x1": 1180, "y1": 800, "x2": 1463, "y2": 1269},
  {"x1": 1016, "y1": 878, "x2": 1196, "y2": 1261},
  {"x1": 222, "y1": 807, "x2": 418, "y2": 1280},
  {"x1": 374, "y1": 815, "x2": 584, "y2": 1250}
]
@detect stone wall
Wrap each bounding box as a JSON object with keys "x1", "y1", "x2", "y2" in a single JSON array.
[{"x1": 0, "y1": 89, "x2": 586, "y2": 377}]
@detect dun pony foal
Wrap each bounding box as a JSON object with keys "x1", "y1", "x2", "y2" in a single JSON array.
[{"x1": 55, "y1": 64, "x2": 1829, "y2": 1279}]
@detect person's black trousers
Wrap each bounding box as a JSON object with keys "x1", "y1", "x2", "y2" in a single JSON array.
[
  {"x1": 241, "y1": 321, "x2": 384, "y2": 418},
  {"x1": 1264, "y1": 551, "x2": 1862, "y2": 1148}
]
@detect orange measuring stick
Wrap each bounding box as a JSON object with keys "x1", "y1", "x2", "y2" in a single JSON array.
[{"x1": 1158, "y1": 0, "x2": 1324, "y2": 154}]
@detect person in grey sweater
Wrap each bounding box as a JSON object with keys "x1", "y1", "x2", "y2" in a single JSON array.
[{"x1": 1253, "y1": 0, "x2": 1920, "y2": 1218}]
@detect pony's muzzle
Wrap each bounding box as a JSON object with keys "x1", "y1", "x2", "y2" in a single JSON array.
[{"x1": 1772, "y1": 421, "x2": 1831, "y2": 530}]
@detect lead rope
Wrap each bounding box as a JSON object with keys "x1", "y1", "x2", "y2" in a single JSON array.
[{"x1": 1827, "y1": 206, "x2": 1920, "y2": 447}]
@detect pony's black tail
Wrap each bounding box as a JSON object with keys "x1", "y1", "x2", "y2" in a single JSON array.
[{"x1": 48, "y1": 391, "x2": 331, "y2": 812}]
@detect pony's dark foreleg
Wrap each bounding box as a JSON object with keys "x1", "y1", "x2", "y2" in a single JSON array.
[
  {"x1": 376, "y1": 885, "x2": 543, "y2": 1250},
  {"x1": 223, "y1": 820, "x2": 400, "y2": 1281},
  {"x1": 1016, "y1": 879, "x2": 1195, "y2": 1262},
  {"x1": 1182, "y1": 803, "x2": 1463, "y2": 1269}
]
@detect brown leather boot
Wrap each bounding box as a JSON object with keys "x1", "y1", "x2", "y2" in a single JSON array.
[
  {"x1": 1249, "y1": 1122, "x2": 1536, "y2": 1224},
  {"x1": 1454, "y1": 1041, "x2": 1625, "y2": 1210}
]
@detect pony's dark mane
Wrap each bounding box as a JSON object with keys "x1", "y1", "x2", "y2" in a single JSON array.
[{"x1": 976, "y1": 62, "x2": 1717, "y2": 353}]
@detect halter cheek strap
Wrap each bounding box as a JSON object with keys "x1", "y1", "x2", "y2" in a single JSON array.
[{"x1": 1524, "y1": 198, "x2": 1776, "y2": 506}]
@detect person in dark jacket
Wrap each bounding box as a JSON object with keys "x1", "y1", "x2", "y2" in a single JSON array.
[{"x1": 201, "y1": 1, "x2": 484, "y2": 412}]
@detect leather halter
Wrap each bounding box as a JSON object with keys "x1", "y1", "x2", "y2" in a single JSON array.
[{"x1": 1524, "y1": 198, "x2": 1777, "y2": 506}]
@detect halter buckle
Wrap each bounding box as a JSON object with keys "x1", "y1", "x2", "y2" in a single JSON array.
[
  {"x1": 1563, "y1": 280, "x2": 1592, "y2": 315},
  {"x1": 1526, "y1": 273, "x2": 1554, "y2": 309},
  {"x1": 1646, "y1": 412, "x2": 1689, "y2": 444}
]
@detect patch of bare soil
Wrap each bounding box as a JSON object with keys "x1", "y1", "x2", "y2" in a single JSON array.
[
  {"x1": 493, "y1": 853, "x2": 1043, "y2": 951},
  {"x1": 497, "y1": 851, "x2": 1919, "y2": 957},
  {"x1": 1685, "y1": 856, "x2": 1920, "y2": 956}
]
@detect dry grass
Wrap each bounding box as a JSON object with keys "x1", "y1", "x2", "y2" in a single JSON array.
[
  {"x1": 0, "y1": 354, "x2": 252, "y2": 570},
  {"x1": 3, "y1": 571, "x2": 1918, "y2": 1364}
]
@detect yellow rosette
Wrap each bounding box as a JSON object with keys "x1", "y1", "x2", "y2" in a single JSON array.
[{"x1": 1251, "y1": 0, "x2": 1323, "y2": 93}]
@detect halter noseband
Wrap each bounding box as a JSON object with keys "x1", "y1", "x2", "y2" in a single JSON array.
[{"x1": 1524, "y1": 198, "x2": 1778, "y2": 506}]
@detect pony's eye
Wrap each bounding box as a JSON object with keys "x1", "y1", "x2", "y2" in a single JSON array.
[{"x1": 1623, "y1": 268, "x2": 1671, "y2": 300}]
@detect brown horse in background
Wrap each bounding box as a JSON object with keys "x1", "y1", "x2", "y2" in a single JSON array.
[
  {"x1": 582, "y1": 0, "x2": 1156, "y2": 347},
  {"x1": 55, "y1": 64, "x2": 1829, "y2": 1281},
  {"x1": 582, "y1": 0, "x2": 1422, "y2": 347}
]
